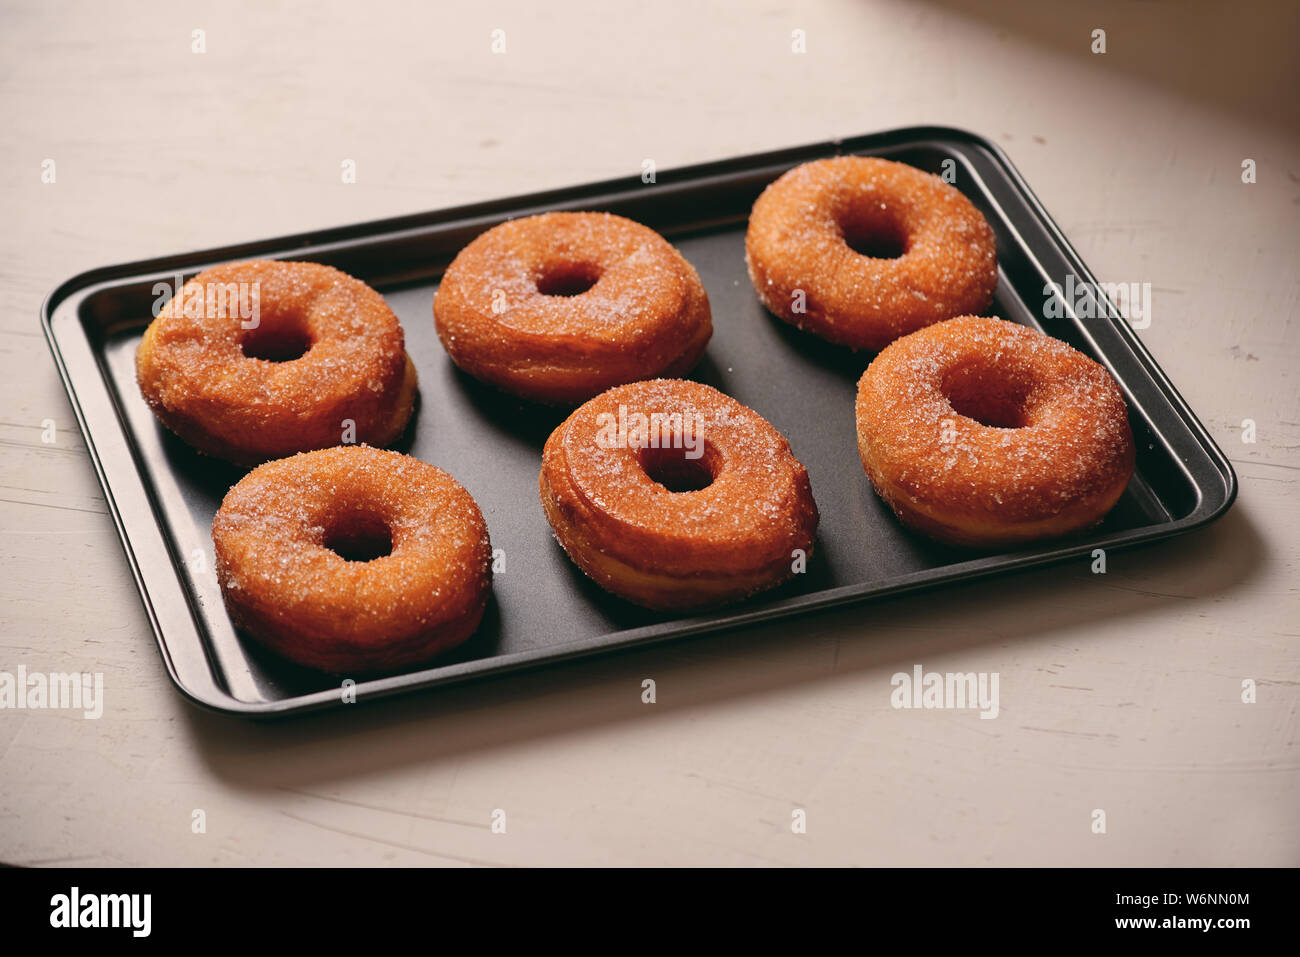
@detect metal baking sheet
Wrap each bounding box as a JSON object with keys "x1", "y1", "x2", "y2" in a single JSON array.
[{"x1": 41, "y1": 126, "x2": 1237, "y2": 717}]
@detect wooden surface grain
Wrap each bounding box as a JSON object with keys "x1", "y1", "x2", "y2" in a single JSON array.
[{"x1": 1, "y1": 0, "x2": 1296, "y2": 866}]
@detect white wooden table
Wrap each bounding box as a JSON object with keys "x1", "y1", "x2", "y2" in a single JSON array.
[{"x1": 2, "y1": 0, "x2": 1296, "y2": 866}]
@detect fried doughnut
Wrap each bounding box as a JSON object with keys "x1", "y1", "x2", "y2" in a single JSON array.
[
  {"x1": 434, "y1": 212, "x2": 712, "y2": 404},
  {"x1": 212, "y1": 446, "x2": 492, "y2": 673},
  {"x1": 540, "y1": 379, "x2": 818, "y2": 609},
  {"x1": 137, "y1": 259, "x2": 417, "y2": 466},
  {"x1": 745, "y1": 156, "x2": 998, "y2": 351},
  {"x1": 855, "y1": 316, "x2": 1135, "y2": 547}
]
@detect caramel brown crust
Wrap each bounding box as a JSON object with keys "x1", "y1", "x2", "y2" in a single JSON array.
[
  {"x1": 855, "y1": 316, "x2": 1136, "y2": 547},
  {"x1": 434, "y1": 212, "x2": 712, "y2": 404},
  {"x1": 212, "y1": 446, "x2": 492, "y2": 673},
  {"x1": 745, "y1": 156, "x2": 998, "y2": 351},
  {"x1": 539, "y1": 379, "x2": 818, "y2": 609},
  {"x1": 136, "y1": 260, "x2": 417, "y2": 466}
]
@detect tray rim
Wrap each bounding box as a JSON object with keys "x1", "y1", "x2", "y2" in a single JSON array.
[{"x1": 40, "y1": 124, "x2": 1239, "y2": 718}]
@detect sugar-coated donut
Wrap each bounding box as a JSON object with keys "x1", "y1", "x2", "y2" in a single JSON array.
[
  {"x1": 137, "y1": 260, "x2": 417, "y2": 466},
  {"x1": 746, "y1": 156, "x2": 998, "y2": 351},
  {"x1": 434, "y1": 212, "x2": 712, "y2": 404},
  {"x1": 212, "y1": 446, "x2": 492, "y2": 673},
  {"x1": 540, "y1": 379, "x2": 818, "y2": 610},
  {"x1": 855, "y1": 316, "x2": 1135, "y2": 547}
]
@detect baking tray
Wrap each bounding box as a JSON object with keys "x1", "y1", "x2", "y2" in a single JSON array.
[{"x1": 42, "y1": 126, "x2": 1237, "y2": 717}]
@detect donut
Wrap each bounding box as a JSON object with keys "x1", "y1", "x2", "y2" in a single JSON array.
[
  {"x1": 855, "y1": 316, "x2": 1135, "y2": 547},
  {"x1": 434, "y1": 212, "x2": 712, "y2": 404},
  {"x1": 745, "y1": 156, "x2": 998, "y2": 351},
  {"x1": 540, "y1": 379, "x2": 818, "y2": 610},
  {"x1": 212, "y1": 446, "x2": 492, "y2": 673},
  {"x1": 137, "y1": 259, "x2": 417, "y2": 466}
]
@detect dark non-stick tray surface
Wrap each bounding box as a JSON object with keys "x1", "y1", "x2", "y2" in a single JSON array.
[{"x1": 42, "y1": 126, "x2": 1237, "y2": 717}]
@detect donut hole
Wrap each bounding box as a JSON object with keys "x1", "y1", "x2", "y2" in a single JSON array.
[
  {"x1": 639, "y1": 444, "x2": 719, "y2": 493},
  {"x1": 838, "y1": 201, "x2": 908, "y2": 260},
  {"x1": 943, "y1": 363, "x2": 1033, "y2": 429},
  {"x1": 324, "y1": 514, "x2": 393, "y2": 563},
  {"x1": 241, "y1": 315, "x2": 313, "y2": 362},
  {"x1": 537, "y1": 261, "x2": 602, "y2": 297}
]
